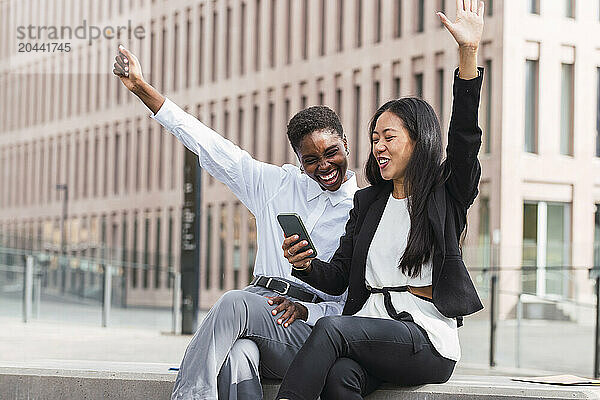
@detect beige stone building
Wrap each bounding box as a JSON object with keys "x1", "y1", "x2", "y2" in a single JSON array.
[{"x1": 1, "y1": 0, "x2": 599, "y2": 315}]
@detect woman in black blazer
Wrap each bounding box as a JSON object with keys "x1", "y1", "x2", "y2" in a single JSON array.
[{"x1": 276, "y1": 2, "x2": 486, "y2": 399}]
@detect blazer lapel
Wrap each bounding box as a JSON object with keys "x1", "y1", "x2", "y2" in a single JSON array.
[{"x1": 353, "y1": 186, "x2": 391, "y2": 283}]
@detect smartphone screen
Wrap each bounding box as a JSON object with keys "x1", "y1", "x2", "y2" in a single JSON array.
[{"x1": 277, "y1": 213, "x2": 318, "y2": 258}]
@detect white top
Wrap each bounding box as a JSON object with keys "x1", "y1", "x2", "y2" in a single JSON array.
[
  {"x1": 151, "y1": 98, "x2": 359, "y2": 326},
  {"x1": 354, "y1": 194, "x2": 461, "y2": 361}
]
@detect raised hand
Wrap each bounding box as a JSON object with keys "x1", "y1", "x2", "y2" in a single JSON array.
[
  {"x1": 437, "y1": 0, "x2": 484, "y2": 49},
  {"x1": 113, "y1": 44, "x2": 144, "y2": 92}
]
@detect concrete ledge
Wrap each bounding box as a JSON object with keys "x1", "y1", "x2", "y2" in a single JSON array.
[{"x1": 2, "y1": 364, "x2": 600, "y2": 400}]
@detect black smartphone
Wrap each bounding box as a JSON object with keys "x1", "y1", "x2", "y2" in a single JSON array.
[{"x1": 277, "y1": 213, "x2": 318, "y2": 258}]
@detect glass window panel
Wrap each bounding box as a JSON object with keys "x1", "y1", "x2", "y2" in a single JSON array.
[
  {"x1": 596, "y1": 68, "x2": 600, "y2": 157},
  {"x1": 219, "y1": 204, "x2": 227, "y2": 290},
  {"x1": 233, "y1": 204, "x2": 241, "y2": 289},
  {"x1": 524, "y1": 60, "x2": 538, "y2": 153},
  {"x1": 594, "y1": 204, "x2": 600, "y2": 267},
  {"x1": 205, "y1": 205, "x2": 212, "y2": 289},
  {"x1": 560, "y1": 63, "x2": 574, "y2": 156},
  {"x1": 478, "y1": 198, "x2": 490, "y2": 269},
  {"x1": 522, "y1": 202, "x2": 538, "y2": 294},
  {"x1": 546, "y1": 203, "x2": 569, "y2": 296}
]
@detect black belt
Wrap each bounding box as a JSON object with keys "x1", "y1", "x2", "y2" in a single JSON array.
[
  {"x1": 251, "y1": 276, "x2": 323, "y2": 303},
  {"x1": 367, "y1": 285, "x2": 463, "y2": 328}
]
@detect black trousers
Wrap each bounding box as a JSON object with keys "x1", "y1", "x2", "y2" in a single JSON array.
[{"x1": 276, "y1": 315, "x2": 456, "y2": 400}]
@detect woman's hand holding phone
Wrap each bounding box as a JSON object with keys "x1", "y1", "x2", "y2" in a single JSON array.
[{"x1": 282, "y1": 234, "x2": 314, "y2": 272}]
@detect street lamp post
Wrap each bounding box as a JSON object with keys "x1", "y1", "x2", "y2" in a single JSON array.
[{"x1": 56, "y1": 184, "x2": 68, "y2": 294}]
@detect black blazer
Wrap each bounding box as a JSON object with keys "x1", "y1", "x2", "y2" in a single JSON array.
[{"x1": 294, "y1": 68, "x2": 485, "y2": 322}]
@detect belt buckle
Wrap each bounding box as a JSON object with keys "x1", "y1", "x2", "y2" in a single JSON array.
[{"x1": 271, "y1": 279, "x2": 290, "y2": 296}]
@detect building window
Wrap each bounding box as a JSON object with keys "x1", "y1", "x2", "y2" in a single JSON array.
[
  {"x1": 269, "y1": 1, "x2": 276, "y2": 67},
  {"x1": 205, "y1": 205, "x2": 212, "y2": 289},
  {"x1": 233, "y1": 203, "x2": 241, "y2": 289},
  {"x1": 524, "y1": 59, "x2": 539, "y2": 153},
  {"x1": 240, "y1": 2, "x2": 246, "y2": 74},
  {"x1": 121, "y1": 213, "x2": 128, "y2": 289},
  {"x1": 374, "y1": 0, "x2": 382, "y2": 43},
  {"x1": 320, "y1": 0, "x2": 326, "y2": 55},
  {"x1": 597, "y1": 67, "x2": 600, "y2": 157},
  {"x1": 353, "y1": 84, "x2": 361, "y2": 167},
  {"x1": 154, "y1": 212, "x2": 161, "y2": 288},
  {"x1": 219, "y1": 203, "x2": 228, "y2": 290},
  {"x1": 595, "y1": 204, "x2": 600, "y2": 267},
  {"x1": 283, "y1": 98, "x2": 291, "y2": 160},
  {"x1": 484, "y1": 59, "x2": 492, "y2": 154},
  {"x1": 394, "y1": 0, "x2": 402, "y2": 37},
  {"x1": 416, "y1": 0, "x2": 425, "y2": 33},
  {"x1": 143, "y1": 212, "x2": 150, "y2": 289},
  {"x1": 198, "y1": 7, "x2": 205, "y2": 84},
  {"x1": 373, "y1": 80, "x2": 380, "y2": 111},
  {"x1": 173, "y1": 15, "x2": 179, "y2": 91},
  {"x1": 254, "y1": 0, "x2": 261, "y2": 71},
  {"x1": 560, "y1": 63, "x2": 574, "y2": 156},
  {"x1": 414, "y1": 73, "x2": 423, "y2": 98},
  {"x1": 226, "y1": 7, "x2": 232, "y2": 76},
  {"x1": 147, "y1": 125, "x2": 152, "y2": 189},
  {"x1": 436, "y1": 68, "x2": 444, "y2": 126},
  {"x1": 522, "y1": 201, "x2": 571, "y2": 297},
  {"x1": 487, "y1": 0, "x2": 493, "y2": 16},
  {"x1": 478, "y1": 198, "x2": 490, "y2": 269},
  {"x1": 302, "y1": 0, "x2": 309, "y2": 59},
  {"x1": 132, "y1": 212, "x2": 138, "y2": 288},
  {"x1": 185, "y1": 11, "x2": 192, "y2": 88},
  {"x1": 355, "y1": 0, "x2": 362, "y2": 48},
  {"x1": 114, "y1": 132, "x2": 120, "y2": 194},
  {"x1": 267, "y1": 101, "x2": 274, "y2": 162},
  {"x1": 565, "y1": 0, "x2": 575, "y2": 18},
  {"x1": 161, "y1": 21, "x2": 167, "y2": 92},
  {"x1": 394, "y1": 77, "x2": 401, "y2": 98},
  {"x1": 252, "y1": 104, "x2": 259, "y2": 157},
  {"x1": 335, "y1": 87, "x2": 343, "y2": 119},
  {"x1": 212, "y1": 9, "x2": 218, "y2": 81},
  {"x1": 529, "y1": 0, "x2": 540, "y2": 14},
  {"x1": 167, "y1": 209, "x2": 173, "y2": 283},
  {"x1": 286, "y1": 0, "x2": 292, "y2": 62},
  {"x1": 337, "y1": 0, "x2": 344, "y2": 51}
]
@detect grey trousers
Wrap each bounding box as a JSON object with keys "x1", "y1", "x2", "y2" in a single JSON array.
[{"x1": 171, "y1": 285, "x2": 313, "y2": 400}]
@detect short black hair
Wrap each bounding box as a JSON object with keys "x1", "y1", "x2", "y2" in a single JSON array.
[{"x1": 286, "y1": 106, "x2": 344, "y2": 152}]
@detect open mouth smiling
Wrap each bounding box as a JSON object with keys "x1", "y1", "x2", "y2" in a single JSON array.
[
  {"x1": 378, "y1": 157, "x2": 390, "y2": 169},
  {"x1": 317, "y1": 169, "x2": 340, "y2": 186}
]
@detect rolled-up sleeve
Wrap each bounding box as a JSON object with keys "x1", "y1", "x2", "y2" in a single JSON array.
[{"x1": 151, "y1": 98, "x2": 287, "y2": 214}]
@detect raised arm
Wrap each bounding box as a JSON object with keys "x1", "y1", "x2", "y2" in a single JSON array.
[
  {"x1": 437, "y1": 1, "x2": 485, "y2": 208},
  {"x1": 113, "y1": 45, "x2": 165, "y2": 114},
  {"x1": 113, "y1": 45, "x2": 286, "y2": 214},
  {"x1": 437, "y1": 0, "x2": 484, "y2": 79}
]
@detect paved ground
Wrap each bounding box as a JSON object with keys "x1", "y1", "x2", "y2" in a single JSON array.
[{"x1": 1, "y1": 293, "x2": 597, "y2": 378}]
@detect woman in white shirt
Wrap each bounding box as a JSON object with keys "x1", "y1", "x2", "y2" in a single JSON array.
[
  {"x1": 278, "y1": 3, "x2": 485, "y2": 399},
  {"x1": 113, "y1": 44, "x2": 358, "y2": 399}
]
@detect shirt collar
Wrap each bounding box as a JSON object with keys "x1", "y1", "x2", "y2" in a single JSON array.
[{"x1": 306, "y1": 170, "x2": 358, "y2": 206}]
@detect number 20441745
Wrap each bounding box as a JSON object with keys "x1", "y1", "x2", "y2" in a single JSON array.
[{"x1": 18, "y1": 42, "x2": 71, "y2": 52}]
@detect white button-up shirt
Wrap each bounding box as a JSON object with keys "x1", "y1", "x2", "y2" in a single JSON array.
[{"x1": 151, "y1": 98, "x2": 358, "y2": 325}]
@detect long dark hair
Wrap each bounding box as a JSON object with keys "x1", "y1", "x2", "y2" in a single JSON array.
[{"x1": 365, "y1": 98, "x2": 446, "y2": 277}]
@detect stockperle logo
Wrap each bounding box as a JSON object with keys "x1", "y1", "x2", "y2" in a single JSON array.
[{"x1": 17, "y1": 19, "x2": 146, "y2": 46}]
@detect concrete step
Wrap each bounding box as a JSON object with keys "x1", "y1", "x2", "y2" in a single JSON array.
[{"x1": 2, "y1": 361, "x2": 600, "y2": 400}]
